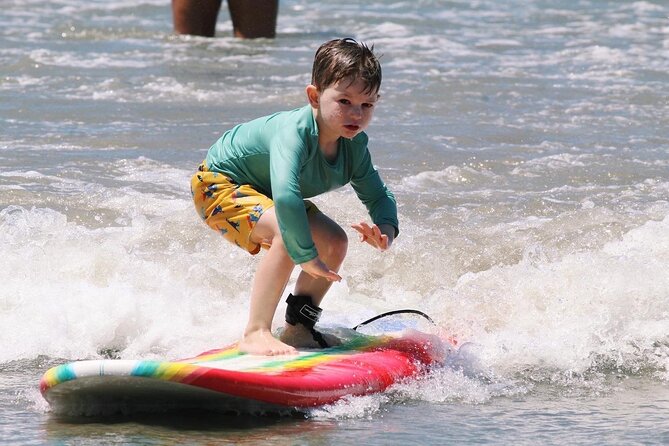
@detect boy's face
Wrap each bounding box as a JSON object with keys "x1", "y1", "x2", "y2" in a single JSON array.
[{"x1": 309, "y1": 77, "x2": 379, "y2": 141}]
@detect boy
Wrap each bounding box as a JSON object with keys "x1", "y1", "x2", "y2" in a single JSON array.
[{"x1": 191, "y1": 38, "x2": 399, "y2": 356}]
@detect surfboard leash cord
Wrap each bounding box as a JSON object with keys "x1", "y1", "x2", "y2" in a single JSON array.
[{"x1": 352, "y1": 309, "x2": 435, "y2": 331}]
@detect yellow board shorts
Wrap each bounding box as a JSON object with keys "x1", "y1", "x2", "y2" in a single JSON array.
[{"x1": 191, "y1": 162, "x2": 318, "y2": 255}]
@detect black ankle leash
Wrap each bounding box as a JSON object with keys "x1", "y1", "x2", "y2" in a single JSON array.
[{"x1": 285, "y1": 294, "x2": 329, "y2": 348}]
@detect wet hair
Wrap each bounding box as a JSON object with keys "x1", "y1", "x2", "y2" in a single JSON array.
[{"x1": 311, "y1": 38, "x2": 382, "y2": 95}]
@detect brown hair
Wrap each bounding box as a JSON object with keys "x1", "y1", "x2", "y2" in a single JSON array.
[{"x1": 311, "y1": 38, "x2": 382, "y2": 95}]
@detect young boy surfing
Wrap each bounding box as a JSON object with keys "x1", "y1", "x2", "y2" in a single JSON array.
[{"x1": 191, "y1": 38, "x2": 398, "y2": 355}]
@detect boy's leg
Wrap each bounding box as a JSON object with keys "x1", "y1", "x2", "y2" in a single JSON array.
[
  {"x1": 294, "y1": 211, "x2": 348, "y2": 304},
  {"x1": 280, "y1": 211, "x2": 349, "y2": 348},
  {"x1": 192, "y1": 165, "x2": 293, "y2": 354},
  {"x1": 239, "y1": 207, "x2": 297, "y2": 355},
  {"x1": 238, "y1": 204, "x2": 348, "y2": 353}
]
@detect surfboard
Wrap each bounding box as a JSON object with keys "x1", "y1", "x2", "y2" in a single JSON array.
[{"x1": 40, "y1": 329, "x2": 447, "y2": 415}]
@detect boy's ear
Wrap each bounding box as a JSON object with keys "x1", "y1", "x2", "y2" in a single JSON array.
[{"x1": 306, "y1": 84, "x2": 320, "y2": 107}]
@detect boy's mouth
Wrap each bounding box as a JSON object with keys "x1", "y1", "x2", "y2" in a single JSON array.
[{"x1": 344, "y1": 124, "x2": 360, "y2": 132}]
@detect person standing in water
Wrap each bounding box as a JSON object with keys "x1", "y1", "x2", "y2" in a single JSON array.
[{"x1": 172, "y1": 0, "x2": 278, "y2": 38}]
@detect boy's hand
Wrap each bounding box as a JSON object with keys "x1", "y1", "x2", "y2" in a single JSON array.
[
  {"x1": 351, "y1": 222, "x2": 394, "y2": 251},
  {"x1": 300, "y1": 257, "x2": 342, "y2": 282}
]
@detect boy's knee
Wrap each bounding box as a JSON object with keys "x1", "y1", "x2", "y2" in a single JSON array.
[{"x1": 329, "y1": 227, "x2": 349, "y2": 260}]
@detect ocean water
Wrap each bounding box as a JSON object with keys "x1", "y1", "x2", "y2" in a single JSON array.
[{"x1": 2, "y1": 0, "x2": 669, "y2": 444}]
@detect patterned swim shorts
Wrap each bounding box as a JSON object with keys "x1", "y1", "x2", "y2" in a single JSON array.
[
  {"x1": 190, "y1": 162, "x2": 274, "y2": 254},
  {"x1": 190, "y1": 162, "x2": 318, "y2": 255}
]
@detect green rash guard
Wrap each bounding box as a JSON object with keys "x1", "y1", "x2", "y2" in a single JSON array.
[{"x1": 205, "y1": 105, "x2": 399, "y2": 264}]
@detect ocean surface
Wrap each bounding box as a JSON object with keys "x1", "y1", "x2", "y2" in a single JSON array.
[{"x1": 2, "y1": 0, "x2": 669, "y2": 444}]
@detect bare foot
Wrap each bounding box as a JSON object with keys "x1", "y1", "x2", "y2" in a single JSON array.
[
  {"x1": 280, "y1": 324, "x2": 341, "y2": 349},
  {"x1": 238, "y1": 329, "x2": 297, "y2": 356}
]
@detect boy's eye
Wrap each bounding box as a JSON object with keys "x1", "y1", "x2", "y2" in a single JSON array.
[
  {"x1": 338, "y1": 99, "x2": 351, "y2": 105},
  {"x1": 362, "y1": 103, "x2": 374, "y2": 108}
]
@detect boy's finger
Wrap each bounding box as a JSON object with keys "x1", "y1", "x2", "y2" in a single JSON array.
[{"x1": 324, "y1": 270, "x2": 342, "y2": 282}]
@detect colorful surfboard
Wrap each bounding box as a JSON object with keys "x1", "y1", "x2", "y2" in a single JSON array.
[{"x1": 40, "y1": 330, "x2": 447, "y2": 414}]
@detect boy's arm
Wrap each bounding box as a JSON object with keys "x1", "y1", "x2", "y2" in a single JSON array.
[
  {"x1": 269, "y1": 135, "x2": 320, "y2": 264},
  {"x1": 350, "y1": 148, "x2": 399, "y2": 241}
]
